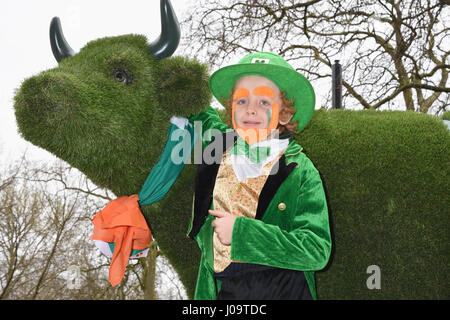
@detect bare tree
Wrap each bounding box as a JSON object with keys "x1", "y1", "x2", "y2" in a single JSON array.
[
  {"x1": 0, "y1": 156, "x2": 186, "y2": 299},
  {"x1": 182, "y1": 0, "x2": 449, "y2": 114},
  {"x1": 0, "y1": 158, "x2": 109, "y2": 299},
  {"x1": 0, "y1": 178, "x2": 42, "y2": 299}
]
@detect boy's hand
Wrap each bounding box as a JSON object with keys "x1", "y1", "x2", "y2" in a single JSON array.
[{"x1": 209, "y1": 210, "x2": 236, "y2": 246}]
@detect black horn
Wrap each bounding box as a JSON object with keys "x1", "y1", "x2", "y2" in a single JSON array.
[
  {"x1": 50, "y1": 17, "x2": 75, "y2": 63},
  {"x1": 148, "y1": 0, "x2": 181, "y2": 60}
]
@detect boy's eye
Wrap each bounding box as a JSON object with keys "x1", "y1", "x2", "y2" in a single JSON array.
[
  {"x1": 260, "y1": 100, "x2": 271, "y2": 107},
  {"x1": 236, "y1": 99, "x2": 247, "y2": 105}
]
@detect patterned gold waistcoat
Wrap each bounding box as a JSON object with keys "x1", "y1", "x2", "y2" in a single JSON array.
[{"x1": 212, "y1": 147, "x2": 284, "y2": 273}]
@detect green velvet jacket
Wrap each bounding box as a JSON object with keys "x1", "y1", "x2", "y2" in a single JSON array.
[{"x1": 187, "y1": 107, "x2": 331, "y2": 300}]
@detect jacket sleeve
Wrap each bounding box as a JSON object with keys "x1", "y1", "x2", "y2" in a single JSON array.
[
  {"x1": 188, "y1": 106, "x2": 231, "y2": 150},
  {"x1": 229, "y1": 160, "x2": 332, "y2": 271}
]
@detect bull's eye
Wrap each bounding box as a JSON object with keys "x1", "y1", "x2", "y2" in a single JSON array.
[{"x1": 113, "y1": 68, "x2": 132, "y2": 84}]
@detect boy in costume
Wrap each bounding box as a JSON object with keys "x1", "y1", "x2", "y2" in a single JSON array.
[{"x1": 187, "y1": 52, "x2": 332, "y2": 300}]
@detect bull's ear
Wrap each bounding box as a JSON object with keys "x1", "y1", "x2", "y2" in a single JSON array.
[{"x1": 156, "y1": 57, "x2": 212, "y2": 117}]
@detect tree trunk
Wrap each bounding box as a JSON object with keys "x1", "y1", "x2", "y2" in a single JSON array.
[{"x1": 143, "y1": 241, "x2": 158, "y2": 300}]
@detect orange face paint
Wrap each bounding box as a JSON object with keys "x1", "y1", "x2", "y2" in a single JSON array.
[
  {"x1": 252, "y1": 86, "x2": 276, "y2": 99},
  {"x1": 252, "y1": 86, "x2": 277, "y2": 129},
  {"x1": 233, "y1": 87, "x2": 250, "y2": 100},
  {"x1": 231, "y1": 86, "x2": 280, "y2": 145}
]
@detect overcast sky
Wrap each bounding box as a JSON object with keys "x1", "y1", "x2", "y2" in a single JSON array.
[{"x1": 0, "y1": 0, "x2": 197, "y2": 168}]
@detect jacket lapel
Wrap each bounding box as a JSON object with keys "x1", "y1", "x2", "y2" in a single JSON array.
[
  {"x1": 255, "y1": 154, "x2": 298, "y2": 220},
  {"x1": 188, "y1": 131, "x2": 237, "y2": 239}
]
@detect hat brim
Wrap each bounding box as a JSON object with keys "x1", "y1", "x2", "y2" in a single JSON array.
[{"x1": 209, "y1": 63, "x2": 315, "y2": 132}]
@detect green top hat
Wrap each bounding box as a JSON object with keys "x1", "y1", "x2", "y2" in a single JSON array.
[{"x1": 209, "y1": 52, "x2": 315, "y2": 132}]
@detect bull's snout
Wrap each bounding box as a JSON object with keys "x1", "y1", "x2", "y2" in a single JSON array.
[{"x1": 14, "y1": 72, "x2": 80, "y2": 133}]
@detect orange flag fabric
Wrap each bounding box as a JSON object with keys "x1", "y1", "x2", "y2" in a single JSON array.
[{"x1": 90, "y1": 194, "x2": 151, "y2": 286}]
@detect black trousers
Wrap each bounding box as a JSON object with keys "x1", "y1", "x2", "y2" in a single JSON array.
[{"x1": 216, "y1": 265, "x2": 313, "y2": 300}]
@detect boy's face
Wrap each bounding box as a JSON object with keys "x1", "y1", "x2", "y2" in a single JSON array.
[{"x1": 232, "y1": 75, "x2": 283, "y2": 130}]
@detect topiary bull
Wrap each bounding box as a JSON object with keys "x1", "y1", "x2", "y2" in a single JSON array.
[
  {"x1": 14, "y1": 0, "x2": 208, "y2": 297},
  {"x1": 13, "y1": 0, "x2": 449, "y2": 299}
]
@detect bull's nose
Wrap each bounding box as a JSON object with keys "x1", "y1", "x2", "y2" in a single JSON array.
[
  {"x1": 15, "y1": 73, "x2": 75, "y2": 115},
  {"x1": 14, "y1": 72, "x2": 80, "y2": 136}
]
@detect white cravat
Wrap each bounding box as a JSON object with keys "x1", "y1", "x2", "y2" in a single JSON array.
[{"x1": 230, "y1": 137, "x2": 289, "y2": 182}]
